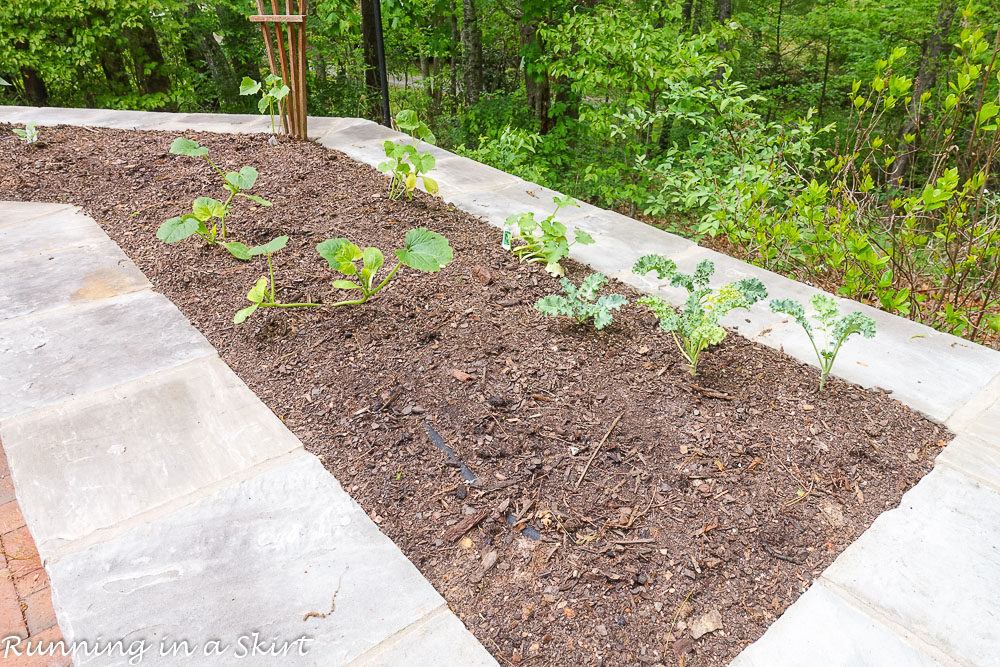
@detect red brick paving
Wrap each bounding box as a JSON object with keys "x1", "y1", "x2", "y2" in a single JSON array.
[{"x1": 0, "y1": 440, "x2": 66, "y2": 665}]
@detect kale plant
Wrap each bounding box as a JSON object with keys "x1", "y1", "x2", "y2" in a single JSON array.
[
  {"x1": 634, "y1": 255, "x2": 767, "y2": 376},
  {"x1": 158, "y1": 137, "x2": 271, "y2": 257},
  {"x1": 535, "y1": 273, "x2": 627, "y2": 330},
  {"x1": 317, "y1": 228, "x2": 453, "y2": 307},
  {"x1": 506, "y1": 195, "x2": 594, "y2": 277},
  {"x1": 239, "y1": 75, "x2": 290, "y2": 137},
  {"x1": 13, "y1": 121, "x2": 38, "y2": 144},
  {"x1": 377, "y1": 110, "x2": 438, "y2": 200},
  {"x1": 234, "y1": 236, "x2": 322, "y2": 324},
  {"x1": 770, "y1": 294, "x2": 876, "y2": 390}
]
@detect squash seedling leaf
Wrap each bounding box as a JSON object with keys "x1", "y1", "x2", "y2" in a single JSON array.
[{"x1": 395, "y1": 228, "x2": 453, "y2": 272}]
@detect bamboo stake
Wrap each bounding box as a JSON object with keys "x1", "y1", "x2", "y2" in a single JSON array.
[
  {"x1": 254, "y1": 0, "x2": 289, "y2": 135},
  {"x1": 270, "y1": 0, "x2": 294, "y2": 136},
  {"x1": 298, "y1": 0, "x2": 308, "y2": 137},
  {"x1": 284, "y1": 0, "x2": 300, "y2": 137}
]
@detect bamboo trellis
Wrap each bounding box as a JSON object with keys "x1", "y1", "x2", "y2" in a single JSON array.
[{"x1": 249, "y1": 0, "x2": 308, "y2": 139}]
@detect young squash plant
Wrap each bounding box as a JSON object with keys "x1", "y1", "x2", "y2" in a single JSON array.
[
  {"x1": 239, "y1": 75, "x2": 290, "y2": 138},
  {"x1": 158, "y1": 137, "x2": 271, "y2": 258},
  {"x1": 535, "y1": 273, "x2": 627, "y2": 330},
  {"x1": 770, "y1": 295, "x2": 876, "y2": 390},
  {"x1": 234, "y1": 236, "x2": 322, "y2": 324},
  {"x1": 13, "y1": 121, "x2": 38, "y2": 145},
  {"x1": 377, "y1": 110, "x2": 438, "y2": 200},
  {"x1": 634, "y1": 255, "x2": 767, "y2": 376},
  {"x1": 506, "y1": 195, "x2": 594, "y2": 277},
  {"x1": 317, "y1": 228, "x2": 453, "y2": 306}
]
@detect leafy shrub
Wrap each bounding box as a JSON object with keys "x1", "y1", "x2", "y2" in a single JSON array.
[
  {"x1": 535, "y1": 273, "x2": 627, "y2": 330},
  {"x1": 634, "y1": 255, "x2": 767, "y2": 376},
  {"x1": 317, "y1": 228, "x2": 453, "y2": 306},
  {"x1": 239, "y1": 75, "x2": 289, "y2": 136},
  {"x1": 770, "y1": 295, "x2": 876, "y2": 390},
  {"x1": 701, "y1": 29, "x2": 1000, "y2": 343},
  {"x1": 12, "y1": 120, "x2": 38, "y2": 144},
  {"x1": 377, "y1": 110, "x2": 438, "y2": 200},
  {"x1": 506, "y1": 195, "x2": 594, "y2": 277},
  {"x1": 158, "y1": 137, "x2": 271, "y2": 257},
  {"x1": 234, "y1": 236, "x2": 322, "y2": 324}
]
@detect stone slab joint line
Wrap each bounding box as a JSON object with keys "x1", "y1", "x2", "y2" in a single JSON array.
[
  {"x1": 342, "y1": 603, "x2": 453, "y2": 666},
  {"x1": 0, "y1": 280, "x2": 154, "y2": 329},
  {"x1": 816, "y1": 577, "x2": 967, "y2": 666},
  {"x1": 31, "y1": 445, "x2": 309, "y2": 566}
]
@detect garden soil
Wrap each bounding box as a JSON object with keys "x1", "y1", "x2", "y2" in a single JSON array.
[{"x1": 1, "y1": 126, "x2": 948, "y2": 666}]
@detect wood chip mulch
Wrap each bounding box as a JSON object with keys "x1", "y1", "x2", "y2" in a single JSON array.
[{"x1": 0, "y1": 125, "x2": 948, "y2": 666}]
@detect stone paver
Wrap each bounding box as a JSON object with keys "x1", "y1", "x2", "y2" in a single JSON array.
[
  {"x1": 1, "y1": 237, "x2": 149, "y2": 322},
  {"x1": 345, "y1": 607, "x2": 497, "y2": 666},
  {"x1": 729, "y1": 582, "x2": 946, "y2": 667},
  {"x1": 1, "y1": 357, "x2": 303, "y2": 558},
  {"x1": 820, "y1": 466, "x2": 1000, "y2": 666},
  {"x1": 0, "y1": 289, "x2": 215, "y2": 420},
  {"x1": 50, "y1": 455, "x2": 458, "y2": 666},
  {"x1": 0, "y1": 438, "x2": 64, "y2": 660},
  {"x1": 0, "y1": 199, "x2": 494, "y2": 666}
]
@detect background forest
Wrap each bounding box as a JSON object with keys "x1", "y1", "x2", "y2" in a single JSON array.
[{"x1": 2, "y1": 0, "x2": 999, "y2": 346}]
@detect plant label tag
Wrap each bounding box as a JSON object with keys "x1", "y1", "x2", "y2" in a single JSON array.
[{"x1": 502, "y1": 228, "x2": 512, "y2": 251}]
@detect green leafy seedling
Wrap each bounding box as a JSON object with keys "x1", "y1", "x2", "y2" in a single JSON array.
[
  {"x1": 234, "y1": 236, "x2": 322, "y2": 324},
  {"x1": 506, "y1": 195, "x2": 594, "y2": 277},
  {"x1": 317, "y1": 228, "x2": 453, "y2": 307},
  {"x1": 13, "y1": 120, "x2": 38, "y2": 144},
  {"x1": 770, "y1": 294, "x2": 876, "y2": 390},
  {"x1": 535, "y1": 273, "x2": 627, "y2": 330},
  {"x1": 377, "y1": 110, "x2": 438, "y2": 200},
  {"x1": 634, "y1": 255, "x2": 767, "y2": 376},
  {"x1": 159, "y1": 137, "x2": 271, "y2": 252},
  {"x1": 239, "y1": 75, "x2": 290, "y2": 136}
]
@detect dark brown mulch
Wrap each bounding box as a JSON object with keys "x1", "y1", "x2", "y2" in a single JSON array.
[{"x1": 0, "y1": 125, "x2": 948, "y2": 666}]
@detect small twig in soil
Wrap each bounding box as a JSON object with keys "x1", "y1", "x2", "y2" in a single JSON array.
[
  {"x1": 761, "y1": 541, "x2": 805, "y2": 565},
  {"x1": 443, "y1": 508, "x2": 489, "y2": 543},
  {"x1": 302, "y1": 567, "x2": 347, "y2": 621},
  {"x1": 611, "y1": 538, "x2": 655, "y2": 545},
  {"x1": 375, "y1": 387, "x2": 402, "y2": 413},
  {"x1": 667, "y1": 587, "x2": 697, "y2": 641},
  {"x1": 574, "y1": 413, "x2": 623, "y2": 490},
  {"x1": 530, "y1": 393, "x2": 555, "y2": 402},
  {"x1": 688, "y1": 384, "x2": 734, "y2": 401},
  {"x1": 783, "y1": 482, "x2": 814, "y2": 507}
]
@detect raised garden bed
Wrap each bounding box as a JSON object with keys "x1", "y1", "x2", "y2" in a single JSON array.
[{"x1": 1, "y1": 125, "x2": 948, "y2": 666}]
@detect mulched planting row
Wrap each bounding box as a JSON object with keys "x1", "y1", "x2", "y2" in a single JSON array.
[{"x1": 0, "y1": 125, "x2": 948, "y2": 666}]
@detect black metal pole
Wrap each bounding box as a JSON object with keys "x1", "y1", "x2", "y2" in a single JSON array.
[{"x1": 372, "y1": 0, "x2": 391, "y2": 127}]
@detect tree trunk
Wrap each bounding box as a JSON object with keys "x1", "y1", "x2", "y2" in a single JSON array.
[
  {"x1": 717, "y1": 0, "x2": 732, "y2": 23},
  {"x1": 682, "y1": 0, "x2": 694, "y2": 32},
  {"x1": 818, "y1": 34, "x2": 831, "y2": 120},
  {"x1": 889, "y1": 0, "x2": 959, "y2": 185},
  {"x1": 450, "y1": 14, "x2": 460, "y2": 99},
  {"x1": 520, "y1": 21, "x2": 550, "y2": 132},
  {"x1": 419, "y1": 54, "x2": 432, "y2": 98},
  {"x1": 461, "y1": 0, "x2": 484, "y2": 104},
  {"x1": 128, "y1": 21, "x2": 172, "y2": 98},
  {"x1": 360, "y1": 0, "x2": 381, "y2": 119},
  {"x1": 214, "y1": 4, "x2": 264, "y2": 81}
]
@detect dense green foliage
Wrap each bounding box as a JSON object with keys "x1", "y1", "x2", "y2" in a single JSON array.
[{"x1": 3, "y1": 0, "x2": 999, "y2": 346}]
